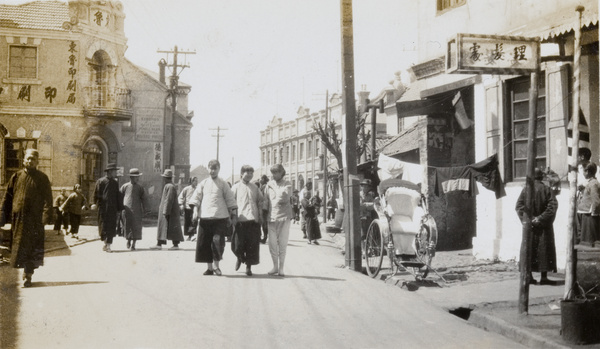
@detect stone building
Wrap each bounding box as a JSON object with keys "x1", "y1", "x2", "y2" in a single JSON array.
[
  {"x1": 392, "y1": 0, "x2": 598, "y2": 263},
  {"x1": 0, "y1": 0, "x2": 193, "y2": 213},
  {"x1": 258, "y1": 94, "x2": 343, "y2": 198}
]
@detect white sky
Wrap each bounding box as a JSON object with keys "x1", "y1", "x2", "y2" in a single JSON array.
[{"x1": 11, "y1": 0, "x2": 419, "y2": 178}]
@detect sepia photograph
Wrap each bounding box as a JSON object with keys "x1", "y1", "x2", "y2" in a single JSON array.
[{"x1": 0, "y1": 0, "x2": 598, "y2": 348}]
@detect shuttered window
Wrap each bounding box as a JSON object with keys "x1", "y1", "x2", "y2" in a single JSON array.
[{"x1": 9, "y1": 46, "x2": 37, "y2": 79}]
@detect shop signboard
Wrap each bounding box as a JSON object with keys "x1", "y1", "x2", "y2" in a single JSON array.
[{"x1": 447, "y1": 33, "x2": 540, "y2": 74}]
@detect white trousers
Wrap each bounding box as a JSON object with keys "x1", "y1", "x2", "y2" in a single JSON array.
[{"x1": 268, "y1": 219, "x2": 291, "y2": 259}]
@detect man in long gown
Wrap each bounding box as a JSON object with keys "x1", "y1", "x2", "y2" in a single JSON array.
[
  {"x1": 94, "y1": 163, "x2": 122, "y2": 253},
  {"x1": 120, "y1": 168, "x2": 150, "y2": 251},
  {"x1": 151, "y1": 169, "x2": 184, "y2": 250},
  {"x1": 0, "y1": 149, "x2": 53, "y2": 287}
]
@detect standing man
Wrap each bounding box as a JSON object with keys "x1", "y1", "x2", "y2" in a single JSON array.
[
  {"x1": 231, "y1": 165, "x2": 263, "y2": 276},
  {"x1": 191, "y1": 160, "x2": 237, "y2": 276},
  {"x1": 265, "y1": 164, "x2": 293, "y2": 276},
  {"x1": 60, "y1": 184, "x2": 88, "y2": 239},
  {"x1": 53, "y1": 189, "x2": 69, "y2": 235},
  {"x1": 93, "y1": 163, "x2": 122, "y2": 253},
  {"x1": 516, "y1": 168, "x2": 558, "y2": 285},
  {"x1": 290, "y1": 189, "x2": 300, "y2": 224},
  {"x1": 120, "y1": 168, "x2": 150, "y2": 251},
  {"x1": 151, "y1": 169, "x2": 184, "y2": 250},
  {"x1": 178, "y1": 177, "x2": 198, "y2": 241},
  {"x1": 0, "y1": 149, "x2": 53, "y2": 287},
  {"x1": 299, "y1": 181, "x2": 313, "y2": 239}
]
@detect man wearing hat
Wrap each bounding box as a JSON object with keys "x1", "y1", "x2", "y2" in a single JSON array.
[
  {"x1": 151, "y1": 169, "x2": 184, "y2": 250},
  {"x1": 359, "y1": 179, "x2": 375, "y2": 240},
  {"x1": 120, "y1": 168, "x2": 150, "y2": 251},
  {"x1": 93, "y1": 163, "x2": 123, "y2": 252},
  {"x1": 0, "y1": 149, "x2": 53, "y2": 287}
]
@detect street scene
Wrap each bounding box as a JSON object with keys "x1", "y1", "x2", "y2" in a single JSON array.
[{"x1": 0, "y1": 0, "x2": 599, "y2": 348}]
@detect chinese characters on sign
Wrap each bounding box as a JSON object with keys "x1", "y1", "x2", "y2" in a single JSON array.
[
  {"x1": 45, "y1": 86, "x2": 57, "y2": 103},
  {"x1": 94, "y1": 10, "x2": 110, "y2": 27},
  {"x1": 66, "y1": 41, "x2": 77, "y2": 104},
  {"x1": 18, "y1": 85, "x2": 31, "y2": 102},
  {"x1": 154, "y1": 143, "x2": 163, "y2": 173},
  {"x1": 447, "y1": 34, "x2": 540, "y2": 75},
  {"x1": 135, "y1": 110, "x2": 164, "y2": 141}
]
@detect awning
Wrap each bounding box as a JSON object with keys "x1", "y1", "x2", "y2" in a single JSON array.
[
  {"x1": 380, "y1": 123, "x2": 421, "y2": 156},
  {"x1": 507, "y1": 4, "x2": 598, "y2": 40}
]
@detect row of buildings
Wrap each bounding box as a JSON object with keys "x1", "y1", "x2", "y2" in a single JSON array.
[
  {"x1": 0, "y1": 0, "x2": 193, "y2": 213},
  {"x1": 259, "y1": 0, "x2": 599, "y2": 265}
]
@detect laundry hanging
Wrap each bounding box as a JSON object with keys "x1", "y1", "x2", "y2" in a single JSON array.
[{"x1": 432, "y1": 154, "x2": 506, "y2": 199}]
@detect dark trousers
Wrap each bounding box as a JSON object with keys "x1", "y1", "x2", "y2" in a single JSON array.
[
  {"x1": 184, "y1": 208, "x2": 196, "y2": 237},
  {"x1": 195, "y1": 218, "x2": 227, "y2": 263},
  {"x1": 231, "y1": 221, "x2": 261, "y2": 265},
  {"x1": 327, "y1": 208, "x2": 336, "y2": 220},
  {"x1": 53, "y1": 208, "x2": 68, "y2": 230},
  {"x1": 69, "y1": 214, "x2": 81, "y2": 235}
]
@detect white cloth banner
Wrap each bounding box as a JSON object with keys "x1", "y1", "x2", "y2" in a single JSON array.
[{"x1": 377, "y1": 153, "x2": 424, "y2": 185}]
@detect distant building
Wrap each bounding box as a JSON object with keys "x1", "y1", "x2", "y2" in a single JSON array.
[
  {"x1": 0, "y1": 1, "x2": 193, "y2": 213},
  {"x1": 258, "y1": 94, "x2": 343, "y2": 198}
]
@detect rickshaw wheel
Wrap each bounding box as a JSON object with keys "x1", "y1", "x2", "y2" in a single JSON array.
[
  {"x1": 414, "y1": 222, "x2": 435, "y2": 279},
  {"x1": 365, "y1": 219, "x2": 384, "y2": 278}
]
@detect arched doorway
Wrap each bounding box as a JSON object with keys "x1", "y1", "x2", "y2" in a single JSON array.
[{"x1": 81, "y1": 138, "x2": 106, "y2": 202}]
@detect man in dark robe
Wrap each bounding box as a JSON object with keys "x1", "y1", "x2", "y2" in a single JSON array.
[
  {"x1": 94, "y1": 163, "x2": 122, "y2": 252},
  {"x1": 151, "y1": 169, "x2": 184, "y2": 250},
  {"x1": 0, "y1": 149, "x2": 53, "y2": 287},
  {"x1": 515, "y1": 168, "x2": 558, "y2": 285}
]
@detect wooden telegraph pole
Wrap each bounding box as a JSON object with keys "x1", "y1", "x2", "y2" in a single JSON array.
[
  {"x1": 210, "y1": 126, "x2": 227, "y2": 161},
  {"x1": 322, "y1": 89, "x2": 329, "y2": 222},
  {"x1": 564, "y1": 6, "x2": 585, "y2": 300},
  {"x1": 157, "y1": 46, "x2": 195, "y2": 168},
  {"x1": 340, "y1": 0, "x2": 361, "y2": 270}
]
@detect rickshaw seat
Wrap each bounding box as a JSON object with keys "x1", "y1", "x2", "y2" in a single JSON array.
[{"x1": 384, "y1": 186, "x2": 423, "y2": 255}]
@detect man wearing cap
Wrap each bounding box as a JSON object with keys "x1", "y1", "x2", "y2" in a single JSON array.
[
  {"x1": 0, "y1": 149, "x2": 53, "y2": 287},
  {"x1": 152, "y1": 169, "x2": 184, "y2": 250},
  {"x1": 120, "y1": 168, "x2": 150, "y2": 251},
  {"x1": 359, "y1": 179, "x2": 375, "y2": 240},
  {"x1": 94, "y1": 163, "x2": 123, "y2": 252}
]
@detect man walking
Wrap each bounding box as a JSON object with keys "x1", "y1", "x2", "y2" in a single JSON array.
[
  {"x1": 120, "y1": 168, "x2": 150, "y2": 251},
  {"x1": 0, "y1": 149, "x2": 53, "y2": 287},
  {"x1": 93, "y1": 163, "x2": 122, "y2": 253},
  {"x1": 179, "y1": 177, "x2": 198, "y2": 241},
  {"x1": 151, "y1": 169, "x2": 184, "y2": 250},
  {"x1": 191, "y1": 160, "x2": 237, "y2": 276},
  {"x1": 231, "y1": 165, "x2": 263, "y2": 276},
  {"x1": 53, "y1": 189, "x2": 69, "y2": 235}
]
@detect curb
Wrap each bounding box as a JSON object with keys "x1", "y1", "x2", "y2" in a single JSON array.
[{"x1": 468, "y1": 310, "x2": 570, "y2": 349}]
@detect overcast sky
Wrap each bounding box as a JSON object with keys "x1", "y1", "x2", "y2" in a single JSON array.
[{"x1": 12, "y1": 0, "x2": 419, "y2": 178}]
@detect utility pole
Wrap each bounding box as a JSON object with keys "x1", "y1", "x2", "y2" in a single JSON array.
[
  {"x1": 210, "y1": 126, "x2": 227, "y2": 161},
  {"x1": 157, "y1": 46, "x2": 195, "y2": 168},
  {"x1": 340, "y1": 0, "x2": 361, "y2": 271},
  {"x1": 365, "y1": 98, "x2": 384, "y2": 161},
  {"x1": 323, "y1": 89, "x2": 329, "y2": 222}
]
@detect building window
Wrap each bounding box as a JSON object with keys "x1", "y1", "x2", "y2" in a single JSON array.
[
  {"x1": 292, "y1": 144, "x2": 296, "y2": 161},
  {"x1": 4, "y1": 138, "x2": 37, "y2": 181},
  {"x1": 273, "y1": 149, "x2": 277, "y2": 164},
  {"x1": 507, "y1": 75, "x2": 546, "y2": 180},
  {"x1": 262, "y1": 151, "x2": 265, "y2": 166},
  {"x1": 315, "y1": 141, "x2": 320, "y2": 157},
  {"x1": 307, "y1": 140, "x2": 312, "y2": 159},
  {"x1": 437, "y1": 0, "x2": 465, "y2": 13},
  {"x1": 267, "y1": 150, "x2": 271, "y2": 165},
  {"x1": 299, "y1": 142, "x2": 304, "y2": 161},
  {"x1": 285, "y1": 145, "x2": 290, "y2": 163},
  {"x1": 9, "y1": 45, "x2": 37, "y2": 79}
]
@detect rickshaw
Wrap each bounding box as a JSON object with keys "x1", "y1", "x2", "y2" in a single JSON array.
[{"x1": 364, "y1": 178, "x2": 439, "y2": 280}]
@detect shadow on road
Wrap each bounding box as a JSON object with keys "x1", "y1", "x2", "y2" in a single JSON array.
[
  {"x1": 223, "y1": 274, "x2": 345, "y2": 281},
  {"x1": 0, "y1": 266, "x2": 20, "y2": 349},
  {"x1": 28, "y1": 281, "x2": 109, "y2": 288}
]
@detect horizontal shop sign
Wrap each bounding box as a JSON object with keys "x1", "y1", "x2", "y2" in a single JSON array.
[{"x1": 447, "y1": 33, "x2": 540, "y2": 75}]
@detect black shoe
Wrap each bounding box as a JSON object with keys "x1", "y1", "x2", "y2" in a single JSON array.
[
  {"x1": 126, "y1": 240, "x2": 131, "y2": 249},
  {"x1": 235, "y1": 258, "x2": 242, "y2": 271},
  {"x1": 260, "y1": 239, "x2": 267, "y2": 244},
  {"x1": 246, "y1": 267, "x2": 252, "y2": 276},
  {"x1": 203, "y1": 269, "x2": 214, "y2": 276},
  {"x1": 313, "y1": 241, "x2": 320, "y2": 245},
  {"x1": 528, "y1": 278, "x2": 538, "y2": 285},
  {"x1": 539, "y1": 278, "x2": 554, "y2": 286}
]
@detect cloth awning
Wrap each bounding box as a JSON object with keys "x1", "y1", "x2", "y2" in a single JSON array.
[
  {"x1": 380, "y1": 123, "x2": 421, "y2": 156},
  {"x1": 507, "y1": 4, "x2": 598, "y2": 40}
]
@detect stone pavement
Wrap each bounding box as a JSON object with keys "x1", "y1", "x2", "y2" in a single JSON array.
[
  {"x1": 324, "y1": 227, "x2": 600, "y2": 349},
  {"x1": 2, "y1": 222, "x2": 598, "y2": 348}
]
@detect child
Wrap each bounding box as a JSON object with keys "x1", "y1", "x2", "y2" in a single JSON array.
[
  {"x1": 60, "y1": 184, "x2": 88, "y2": 239},
  {"x1": 577, "y1": 162, "x2": 600, "y2": 246}
]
